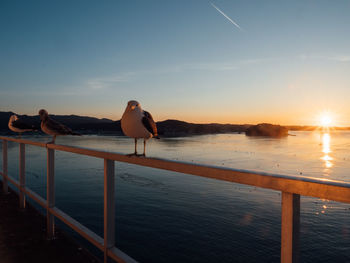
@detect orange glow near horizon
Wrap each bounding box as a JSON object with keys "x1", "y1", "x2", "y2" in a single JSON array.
[{"x1": 16, "y1": 107, "x2": 348, "y2": 127}]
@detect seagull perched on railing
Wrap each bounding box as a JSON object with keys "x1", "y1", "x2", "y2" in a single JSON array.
[
  {"x1": 39, "y1": 109, "x2": 81, "y2": 144},
  {"x1": 8, "y1": 115, "x2": 37, "y2": 138},
  {"x1": 121, "y1": 100, "x2": 159, "y2": 156}
]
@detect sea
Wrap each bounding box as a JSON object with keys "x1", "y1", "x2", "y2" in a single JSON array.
[{"x1": 1, "y1": 131, "x2": 350, "y2": 263}]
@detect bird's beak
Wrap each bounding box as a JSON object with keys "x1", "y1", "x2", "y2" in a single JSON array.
[{"x1": 131, "y1": 105, "x2": 136, "y2": 110}]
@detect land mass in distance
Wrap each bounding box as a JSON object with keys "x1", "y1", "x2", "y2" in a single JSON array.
[{"x1": 0, "y1": 111, "x2": 348, "y2": 137}]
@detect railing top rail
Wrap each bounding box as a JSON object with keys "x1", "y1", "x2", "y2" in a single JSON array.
[{"x1": 2, "y1": 135, "x2": 350, "y2": 204}]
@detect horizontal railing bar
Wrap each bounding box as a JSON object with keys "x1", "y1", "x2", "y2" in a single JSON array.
[
  {"x1": 108, "y1": 247, "x2": 139, "y2": 263},
  {"x1": 25, "y1": 187, "x2": 47, "y2": 209},
  {"x1": 50, "y1": 207, "x2": 104, "y2": 251},
  {"x1": 0, "y1": 172, "x2": 20, "y2": 188},
  {"x1": 0, "y1": 136, "x2": 349, "y2": 188},
  {"x1": 2, "y1": 136, "x2": 350, "y2": 204},
  {"x1": 1, "y1": 136, "x2": 350, "y2": 188},
  {"x1": 0, "y1": 136, "x2": 47, "y2": 147},
  {"x1": 0, "y1": 172, "x2": 47, "y2": 208},
  {"x1": 0, "y1": 136, "x2": 348, "y2": 186}
]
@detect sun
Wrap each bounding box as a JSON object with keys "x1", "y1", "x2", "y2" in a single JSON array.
[
  {"x1": 321, "y1": 114, "x2": 332, "y2": 127},
  {"x1": 318, "y1": 111, "x2": 334, "y2": 128}
]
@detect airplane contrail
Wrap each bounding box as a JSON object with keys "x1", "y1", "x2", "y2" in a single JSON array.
[{"x1": 210, "y1": 2, "x2": 242, "y2": 31}]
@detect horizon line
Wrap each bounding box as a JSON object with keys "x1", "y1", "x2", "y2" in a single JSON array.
[{"x1": 1, "y1": 110, "x2": 350, "y2": 128}]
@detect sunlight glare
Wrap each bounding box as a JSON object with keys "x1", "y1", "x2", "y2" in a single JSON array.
[
  {"x1": 321, "y1": 115, "x2": 332, "y2": 127},
  {"x1": 319, "y1": 111, "x2": 333, "y2": 128},
  {"x1": 321, "y1": 133, "x2": 333, "y2": 169}
]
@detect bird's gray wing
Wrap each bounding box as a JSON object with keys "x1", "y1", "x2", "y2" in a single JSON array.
[
  {"x1": 46, "y1": 118, "x2": 73, "y2": 135},
  {"x1": 12, "y1": 119, "x2": 35, "y2": 130},
  {"x1": 142, "y1": 111, "x2": 158, "y2": 137}
]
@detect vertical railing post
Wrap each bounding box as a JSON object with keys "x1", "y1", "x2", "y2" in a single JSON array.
[
  {"x1": 2, "y1": 140, "x2": 8, "y2": 194},
  {"x1": 281, "y1": 192, "x2": 300, "y2": 263},
  {"x1": 104, "y1": 159, "x2": 115, "y2": 263},
  {"x1": 19, "y1": 143, "x2": 26, "y2": 208},
  {"x1": 292, "y1": 194, "x2": 300, "y2": 263},
  {"x1": 47, "y1": 148, "x2": 55, "y2": 239}
]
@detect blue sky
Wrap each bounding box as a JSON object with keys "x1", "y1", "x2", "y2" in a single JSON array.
[{"x1": 1, "y1": 0, "x2": 350, "y2": 125}]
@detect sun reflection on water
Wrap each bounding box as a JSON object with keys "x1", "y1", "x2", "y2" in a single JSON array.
[{"x1": 321, "y1": 133, "x2": 333, "y2": 170}]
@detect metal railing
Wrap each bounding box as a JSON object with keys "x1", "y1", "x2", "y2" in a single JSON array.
[{"x1": 1, "y1": 136, "x2": 350, "y2": 263}]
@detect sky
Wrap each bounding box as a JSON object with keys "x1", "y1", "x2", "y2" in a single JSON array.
[{"x1": 1, "y1": 0, "x2": 350, "y2": 126}]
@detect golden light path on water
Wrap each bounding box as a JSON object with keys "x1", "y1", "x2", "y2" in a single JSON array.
[{"x1": 321, "y1": 132, "x2": 333, "y2": 172}]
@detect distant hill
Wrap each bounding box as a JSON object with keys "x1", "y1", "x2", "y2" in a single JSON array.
[
  {"x1": 0, "y1": 111, "x2": 120, "y2": 135},
  {"x1": 157, "y1": 120, "x2": 250, "y2": 136},
  {"x1": 246, "y1": 123, "x2": 289, "y2": 137},
  {"x1": 0, "y1": 111, "x2": 250, "y2": 136}
]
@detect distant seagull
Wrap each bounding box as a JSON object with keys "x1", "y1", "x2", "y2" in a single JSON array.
[
  {"x1": 121, "y1": 100, "x2": 159, "y2": 156},
  {"x1": 8, "y1": 115, "x2": 36, "y2": 138},
  {"x1": 39, "y1": 109, "x2": 81, "y2": 144},
  {"x1": 210, "y1": 2, "x2": 242, "y2": 31}
]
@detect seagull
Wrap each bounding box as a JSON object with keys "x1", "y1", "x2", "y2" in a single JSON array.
[
  {"x1": 121, "y1": 100, "x2": 159, "y2": 156},
  {"x1": 38, "y1": 109, "x2": 81, "y2": 144},
  {"x1": 8, "y1": 115, "x2": 37, "y2": 138}
]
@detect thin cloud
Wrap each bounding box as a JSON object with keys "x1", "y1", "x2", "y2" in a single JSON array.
[
  {"x1": 299, "y1": 54, "x2": 350, "y2": 62},
  {"x1": 210, "y1": 2, "x2": 242, "y2": 31},
  {"x1": 84, "y1": 58, "x2": 272, "y2": 89},
  {"x1": 334, "y1": 56, "x2": 350, "y2": 62},
  {"x1": 87, "y1": 73, "x2": 134, "y2": 90}
]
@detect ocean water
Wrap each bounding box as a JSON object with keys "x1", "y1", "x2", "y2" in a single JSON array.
[{"x1": 1, "y1": 131, "x2": 350, "y2": 262}]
